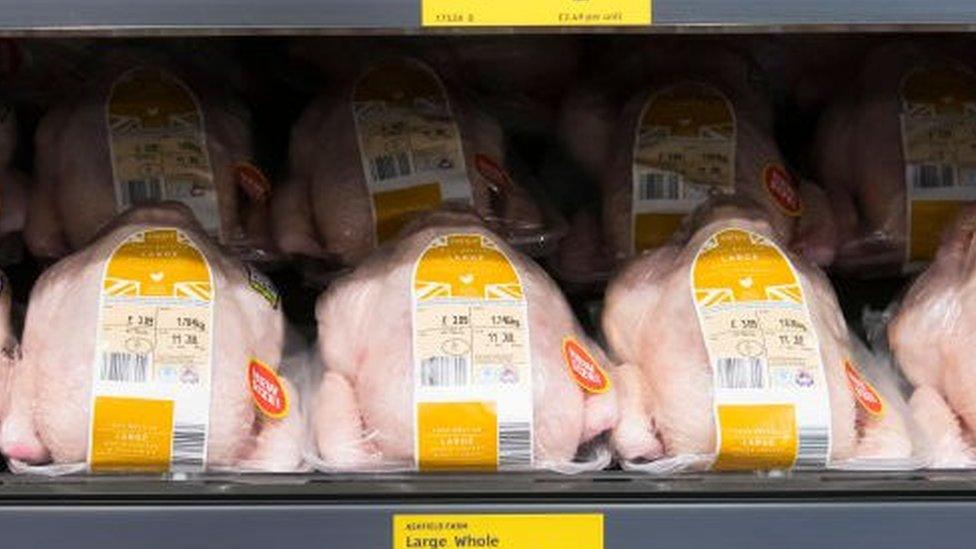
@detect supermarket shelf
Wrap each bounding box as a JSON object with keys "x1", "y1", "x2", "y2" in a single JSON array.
[
  {"x1": 0, "y1": 0, "x2": 975, "y2": 33},
  {"x1": 0, "y1": 472, "x2": 975, "y2": 548}
]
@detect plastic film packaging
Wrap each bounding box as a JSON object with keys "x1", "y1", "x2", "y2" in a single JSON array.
[
  {"x1": 273, "y1": 55, "x2": 566, "y2": 288},
  {"x1": 887, "y1": 203, "x2": 976, "y2": 468},
  {"x1": 812, "y1": 40, "x2": 976, "y2": 277},
  {"x1": 0, "y1": 204, "x2": 307, "y2": 475},
  {"x1": 550, "y1": 38, "x2": 821, "y2": 290},
  {"x1": 603, "y1": 198, "x2": 925, "y2": 473},
  {"x1": 25, "y1": 48, "x2": 277, "y2": 265},
  {"x1": 307, "y1": 210, "x2": 616, "y2": 474}
]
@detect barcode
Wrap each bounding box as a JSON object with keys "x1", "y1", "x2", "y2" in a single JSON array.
[
  {"x1": 99, "y1": 352, "x2": 149, "y2": 383},
  {"x1": 499, "y1": 421, "x2": 532, "y2": 469},
  {"x1": 371, "y1": 152, "x2": 412, "y2": 181},
  {"x1": 795, "y1": 426, "x2": 830, "y2": 468},
  {"x1": 639, "y1": 171, "x2": 682, "y2": 200},
  {"x1": 123, "y1": 179, "x2": 164, "y2": 205},
  {"x1": 910, "y1": 163, "x2": 955, "y2": 188},
  {"x1": 171, "y1": 423, "x2": 206, "y2": 469},
  {"x1": 421, "y1": 356, "x2": 469, "y2": 387},
  {"x1": 715, "y1": 357, "x2": 765, "y2": 389}
]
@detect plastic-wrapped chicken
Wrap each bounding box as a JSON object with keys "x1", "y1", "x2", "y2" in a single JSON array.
[
  {"x1": 309, "y1": 210, "x2": 617, "y2": 473},
  {"x1": 889, "y1": 204, "x2": 976, "y2": 468},
  {"x1": 25, "y1": 49, "x2": 275, "y2": 262},
  {"x1": 604, "y1": 198, "x2": 920, "y2": 472},
  {"x1": 272, "y1": 56, "x2": 558, "y2": 273},
  {"x1": 550, "y1": 38, "x2": 833, "y2": 290},
  {"x1": 812, "y1": 40, "x2": 976, "y2": 276},
  {"x1": 1, "y1": 204, "x2": 303, "y2": 474}
]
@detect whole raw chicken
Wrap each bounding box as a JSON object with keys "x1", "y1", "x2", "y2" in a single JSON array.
[
  {"x1": 272, "y1": 57, "x2": 545, "y2": 268},
  {"x1": 604, "y1": 200, "x2": 912, "y2": 469},
  {"x1": 25, "y1": 50, "x2": 272, "y2": 261},
  {"x1": 1, "y1": 204, "x2": 302, "y2": 472},
  {"x1": 556, "y1": 39, "x2": 832, "y2": 273},
  {"x1": 812, "y1": 41, "x2": 976, "y2": 275},
  {"x1": 312, "y1": 210, "x2": 617, "y2": 471},
  {"x1": 889, "y1": 204, "x2": 976, "y2": 467}
]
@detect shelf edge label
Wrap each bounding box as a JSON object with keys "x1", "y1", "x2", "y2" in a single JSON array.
[
  {"x1": 393, "y1": 514, "x2": 604, "y2": 549},
  {"x1": 421, "y1": 0, "x2": 651, "y2": 26}
]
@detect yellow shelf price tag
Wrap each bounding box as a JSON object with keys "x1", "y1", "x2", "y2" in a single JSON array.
[
  {"x1": 421, "y1": 0, "x2": 651, "y2": 27},
  {"x1": 393, "y1": 514, "x2": 604, "y2": 549}
]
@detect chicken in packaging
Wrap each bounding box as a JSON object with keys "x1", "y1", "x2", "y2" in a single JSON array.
[
  {"x1": 0, "y1": 103, "x2": 29, "y2": 265},
  {"x1": 887, "y1": 203, "x2": 976, "y2": 468},
  {"x1": 1, "y1": 204, "x2": 305, "y2": 474},
  {"x1": 812, "y1": 40, "x2": 976, "y2": 277},
  {"x1": 307, "y1": 210, "x2": 617, "y2": 473},
  {"x1": 272, "y1": 54, "x2": 565, "y2": 287},
  {"x1": 549, "y1": 38, "x2": 834, "y2": 291},
  {"x1": 25, "y1": 47, "x2": 277, "y2": 264},
  {"x1": 604, "y1": 198, "x2": 923, "y2": 473}
]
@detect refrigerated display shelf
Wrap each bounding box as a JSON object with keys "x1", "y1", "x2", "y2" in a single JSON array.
[
  {"x1": 0, "y1": 472, "x2": 974, "y2": 548},
  {"x1": 0, "y1": 0, "x2": 975, "y2": 33}
]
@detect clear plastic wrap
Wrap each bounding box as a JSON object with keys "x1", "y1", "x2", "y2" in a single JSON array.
[
  {"x1": 1, "y1": 204, "x2": 306, "y2": 474},
  {"x1": 887, "y1": 203, "x2": 976, "y2": 468},
  {"x1": 24, "y1": 47, "x2": 277, "y2": 264},
  {"x1": 550, "y1": 38, "x2": 821, "y2": 290},
  {"x1": 811, "y1": 39, "x2": 976, "y2": 277},
  {"x1": 603, "y1": 198, "x2": 925, "y2": 473},
  {"x1": 272, "y1": 54, "x2": 565, "y2": 287},
  {"x1": 307, "y1": 209, "x2": 616, "y2": 474}
]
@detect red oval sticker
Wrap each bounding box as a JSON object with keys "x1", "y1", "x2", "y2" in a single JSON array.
[
  {"x1": 247, "y1": 359, "x2": 290, "y2": 419},
  {"x1": 235, "y1": 162, "x2": 272, "y2": 203},
  {"x1": 762, "y1": 163, "x2": 802, "y2": 217},
  {"x1": 562, "y1": 337, "x2": 611, "y2": 394},
  {"x1": 844, "y1": 360, "x2": 885, "y2": 417},
  {"x1": 474, "y1": 153, "x2": 514, "y2": 193}
]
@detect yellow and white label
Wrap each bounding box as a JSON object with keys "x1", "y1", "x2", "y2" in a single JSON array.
[
  {"x1": 901, "y1": 65, "x2": 976, "y2": 264},
  {"x1": 353, "y1": 61, "x2": 471, "y2": 245},
  {"x1": 691, "y1": 228, "x2": 831, "y2": 471},
  {"x1": 632, "y1": 83, "x2": 736, "y2": 252},
  {"x1": 106, "y1": 68, "x2": 219, "y2": 237},
  {"x1": 422, "y1": 0, "x2": 650, "y2": 26},
  {"x1": 393, "y1": 514, "x2": 604, "y2": 549},
  {"x1": 88, "y1": 228, "x2": 214, "y2": 472},
  {"x1": 412, "y1": 233, "x2": 532, "y2": 471}
]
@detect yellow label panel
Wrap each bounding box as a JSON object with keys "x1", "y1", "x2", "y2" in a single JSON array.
[
  {"x1": 373, "y1": 183, "x2": 443, "y2": 244},
  {"x1": 393, "y1": 514, "x2": 604, "y2": 549},
  {"x1": 90, "y1": 397, "x2": 174, "y2": 473},
  {"x1": 633, "y1": 212, "x2": 684, "y2": 252},
  {"x1": 90, "y1": 228, "x2": 214, "y2": 472},
  {"x1": 412, "y1": 234, "x2": 532, "y2": 471},
  {"x1": 714, "y1": 404, "x2": 797, "y2": 471},
  {"x1": 107, "y1": 68, "x2": 219, "y2": 235},
  {"x1": 901, "y1": 66, "x2": 976, "y2": 265},
  {"x1": 691, "y1": 228, "x2": 831, "y2": 470},
  {"x1": 354, "y1": 61, "x2": 471, "y2": 246},
  {"x1": 909, "y1": 200, "x2": 970, "y2": 262},
  {"x1": 632, "y1": 82, "x2": 735, "y2": 252},
  {"x1": 417, "y1": 402, "x2": 498, "y2": 471}
]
